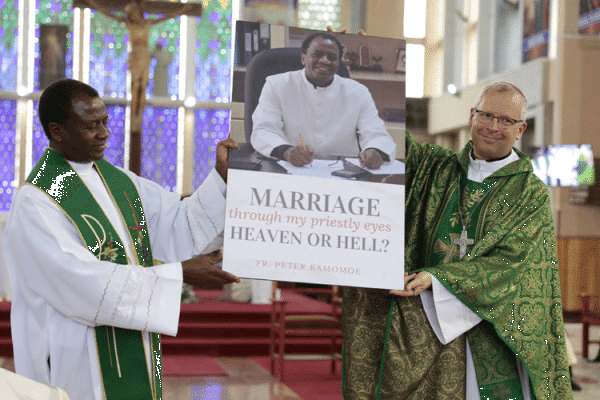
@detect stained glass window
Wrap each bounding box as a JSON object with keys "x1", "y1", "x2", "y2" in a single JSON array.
[
  {"x1": 35, "y1": 0, "x2": 74, "y2": 91},
  {"x1": 193, "y1": 0, "x2": 232, "y2": 189},
  {"x1": 148, "y1": 18, "x2": 182, "y2": 99},
  {"x1": 0, "y1": 0, "x2": 19, "y2": 92},
  {"x1": 89, "y1": 11, "x2": 129, "y2": 98},
  {"x1": 31, "y1": 101, "x2": 47, "y2": 166},
  {"x1": 89, "y1": 10, "x2": 183, "y2": 99},
  {"x1": 193, "y1": 108, "x2": 229, "y2": 190},
  {"x1": 2, "y1": 0, "x2": 235, "y2": 199},
  {"x1": 0, "y1": 100, "x2": 16, "y2": 211},
  {"x1": 195, "y1": 0, "x2": 232, "y2": 102},
  {"x1": 142, "y1": 106, "x2": 179, "y2": 191},
  {"x1": 104, "y1": 104, "x2": 126, "y2": 168},
  {"x1": 298, "y1": 0, "x2": 341, "y2": 31}
]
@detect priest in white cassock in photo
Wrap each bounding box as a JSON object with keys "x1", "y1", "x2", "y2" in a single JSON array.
[
  {"x1": 3, "y1": 79, "x2": 240, "y2": 400},
  {"x1": 250, "y1": 32, "x2": 396, "y2": 169}
]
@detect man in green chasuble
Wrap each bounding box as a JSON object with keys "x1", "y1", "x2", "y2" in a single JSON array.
[{"x1": 342, "y1": 83, "x2": 573, "y2": 399}]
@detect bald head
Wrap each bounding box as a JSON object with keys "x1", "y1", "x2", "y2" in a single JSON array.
[{"x1": 473, "y1": 82, "x2": 528, "y2": 121}]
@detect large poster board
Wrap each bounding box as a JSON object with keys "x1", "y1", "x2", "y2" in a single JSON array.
[{"x1": 224, "y1": 23, "x2": 406, "y2": 290}]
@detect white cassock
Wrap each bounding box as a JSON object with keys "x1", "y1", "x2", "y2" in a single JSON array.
[
  {"x1": 0, "y1": 367, "x2": 70, "y2": 399},
  {"x1": 4, "y1": 160, "x2": 226, "y2": 400},
  {"x1": 250, "y1": 69, "x2": 397, "y2": 161},
  {"x1": 420, "y1": 151, "x2": 532, "y2": 400}
]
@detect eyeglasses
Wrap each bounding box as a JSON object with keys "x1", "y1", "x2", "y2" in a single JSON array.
[{"x1": 474, "y1": 109, "x2": 523, "y2": 128}]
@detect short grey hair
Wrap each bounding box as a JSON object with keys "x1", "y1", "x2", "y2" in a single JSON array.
[{"x1": 473, "y1": 82, "x2": 528, "y2": 121}]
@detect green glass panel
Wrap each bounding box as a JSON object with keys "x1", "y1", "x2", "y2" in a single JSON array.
[
  {"x1": 90, "y1": 12, "x2": 128, "y2": 59},
  {"x1": 37, "y1": 0, "x2": 73, "y2": 25},
  {"x1": 1, "y1": 0, "x2": 18, "y2": 53},
  {"x1": 196, "y1": 0, "x2": 231, "y2": 63}
]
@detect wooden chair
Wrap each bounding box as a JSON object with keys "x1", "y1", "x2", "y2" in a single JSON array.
[
  {"x1": 580, "y1": 292, "x2": 600, "y2": 358},
  {"x1": 269, "y1": 282, "x2": 343, "y2": 381}
]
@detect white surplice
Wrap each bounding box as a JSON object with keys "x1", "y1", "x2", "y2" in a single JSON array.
[
  {"x1": 420, "y1": 150, "x2": 532, "y2": 399},
  {"x1": 4, "y1": 160, "x2": 226, "y2": 400}
]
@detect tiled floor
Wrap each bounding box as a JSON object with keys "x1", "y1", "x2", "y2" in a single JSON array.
[
  {"x1": 1, "y1": 323, "x2": 599, "y2": 399},
  {"x1": 566, "y1": 323, "x2": 600, "y2": 399}
]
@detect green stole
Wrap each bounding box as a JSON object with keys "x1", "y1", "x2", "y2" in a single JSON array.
[
  {"x1": 26, "y1": 148, "x2": 162, "y2": 399},
  {"x1": 428, "y1": 174, "x2": 524, "y2": 399}
]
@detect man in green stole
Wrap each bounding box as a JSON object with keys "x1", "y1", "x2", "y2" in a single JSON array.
[
  {"x1": 4, "y1": 79, "x2": 240, "y2": 400},
  {"x1": 342, "y1": 83, "x2": 573, "y2": 399}
]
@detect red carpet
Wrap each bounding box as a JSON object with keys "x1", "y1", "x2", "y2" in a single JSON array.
[
  {"x1": 162, "y1": 355, "x2": 228, "y2": 376},
  {"x1": 252, "y1": 356, "x2": 342, "y2": 400}
]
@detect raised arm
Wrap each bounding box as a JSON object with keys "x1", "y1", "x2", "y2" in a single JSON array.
[{"x1": 85, "y1": 0, "x2": 128, "y2": 23}]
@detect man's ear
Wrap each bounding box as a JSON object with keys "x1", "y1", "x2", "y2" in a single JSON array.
[
  {"x1": 467, "y1": 108, "x2": 475, "y2": 128},
  {"x1": 515, "y1": 121, "x2": 527, "y2": 141},
  {"x1": 301, "y1": 52, "x2": 306, "y2": 67},
  {"x1": 48, "y1": 122, "x2": 64, "y2": 142}
]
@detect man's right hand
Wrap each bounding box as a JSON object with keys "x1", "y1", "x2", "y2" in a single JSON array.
[
  {"x1": 284, "y1": 145, "x2": 314, "y2": 167},
  {"x1": 215, "y1": 138, "x2": 238, "y2": 183},
  {"x1": 181, "y1": 251, "x2": 240, "y2": 287}
]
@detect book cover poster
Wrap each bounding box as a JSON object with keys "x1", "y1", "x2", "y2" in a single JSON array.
[{"x1": 224, "y1": 24, "x2": 406, "y2": 290}]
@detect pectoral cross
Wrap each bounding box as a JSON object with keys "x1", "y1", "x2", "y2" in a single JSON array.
[{"x1": 453, "y1": 228, "x2": 474, "y2": 259}]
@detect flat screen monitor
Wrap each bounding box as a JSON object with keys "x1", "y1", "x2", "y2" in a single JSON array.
[{"x1": 529, "y1": 144, "x2": 595, "y2": 186}]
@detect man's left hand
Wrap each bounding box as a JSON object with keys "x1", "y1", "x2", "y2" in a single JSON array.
[
  {"x1": 360, "y1": 148, "x2": 384, "y2": 169},
  {"x1": 215, "y1": 138, "x2": 238, "y2": 182},
  {"x1": 390, "y1": 271, "x2": 433, "y2": 296}
]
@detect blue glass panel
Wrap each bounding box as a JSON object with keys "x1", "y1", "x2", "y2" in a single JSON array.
[
  {"x1": 195, "y1": 0, "x2": 232, "y2": 102},
  {"x1": 0, "y1": 100, "x2": 16, "y2": 211},
  {"x1": 0, "y1": 0, "x2": 19, "y2": 92},
  {"x1": 31, "y1": 101, "x2": 48, "y2": 166},
  {"x1": 104, "y1": 104, "x2": 126, "y2": 167},
  {"x1": 192, "y1": 108, "x2": 229, "y2": 189},
  {"x1": 141, "y1": 106, "x2": 178, "y2": 191},
  {"x1": 89, "y1": 11, "x2": 128, "y2": 98}
]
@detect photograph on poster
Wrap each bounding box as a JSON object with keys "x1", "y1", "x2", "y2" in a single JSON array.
[{"x1": 224, "y1": 22, "x2": 406, "y2": 290}]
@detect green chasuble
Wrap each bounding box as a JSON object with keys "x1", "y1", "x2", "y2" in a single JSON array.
[
  {"x1": 342, "y1": 134, "x2": 572, "y2": 400},
  {"x1": 26, "y1": 149, "x2": 162, "y2": 399}
]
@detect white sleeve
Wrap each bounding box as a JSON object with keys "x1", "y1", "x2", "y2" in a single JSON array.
[
  {"x1": 355, "y1": 87, "x2": 397, "y2": 160},
  {"x1": 420, "y1": 277, "x2": 482, "y2": 344},
  {"x1": 250, "y1": 78, "x2": 292, "y2": 158},
  {"x1": 4, "y1": 186, "x2": 182, "y2": 336},
  {"x1": 123, "y1": 168, "x2": 227, "y2": 263}
]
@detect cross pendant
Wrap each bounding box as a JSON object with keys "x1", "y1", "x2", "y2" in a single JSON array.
[{"x1": 454, "y1": 228, "x2": 474, "y2": 259}]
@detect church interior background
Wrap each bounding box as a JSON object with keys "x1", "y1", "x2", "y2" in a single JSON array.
[{"x1": 0, "y1": 0, "x2": 341, "y2": 212}]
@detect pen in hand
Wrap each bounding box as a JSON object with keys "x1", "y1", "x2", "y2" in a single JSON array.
[{"x1": 299, "y1": 134, "x2": 312, "y2": 166}]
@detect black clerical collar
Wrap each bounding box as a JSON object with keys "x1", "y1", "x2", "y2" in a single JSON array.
[{"x1": 471, "y1": 149, "x2": 511, "y2": 162}]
